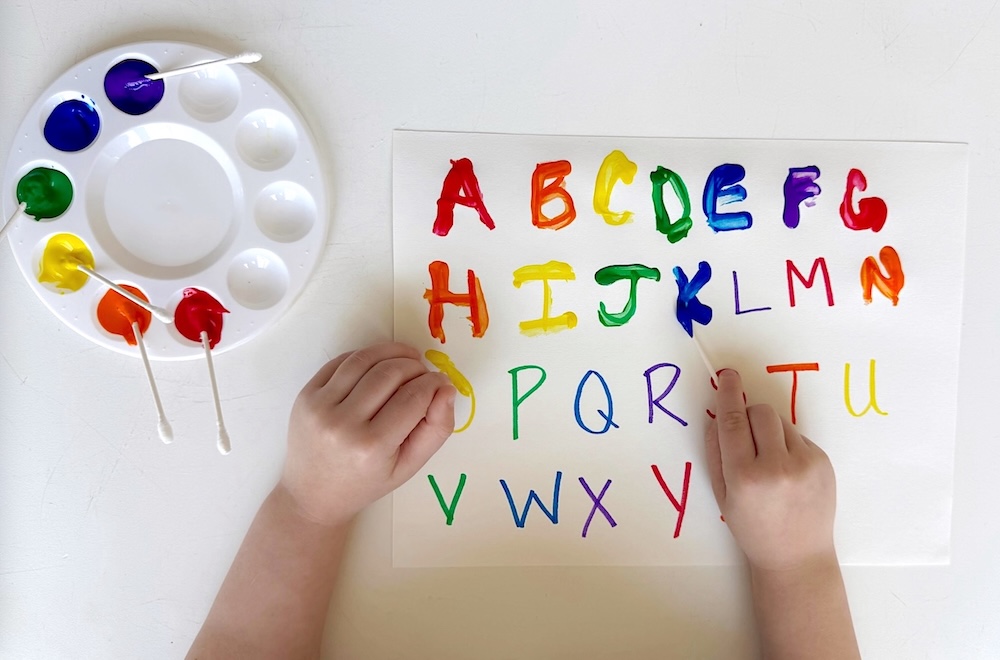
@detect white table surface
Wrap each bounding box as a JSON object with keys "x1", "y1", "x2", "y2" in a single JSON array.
[{"x1": 1, "y1": 1, "x2": 998, "y2": 658}]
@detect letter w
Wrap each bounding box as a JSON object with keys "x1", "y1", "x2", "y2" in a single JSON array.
[{"x1": 500, "y1": 472, "x2": 563, "y2": 528}]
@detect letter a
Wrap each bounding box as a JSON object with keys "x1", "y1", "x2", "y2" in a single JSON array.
[{"x1": 433, "y1": 158, "x2": 496, "y2": 236}]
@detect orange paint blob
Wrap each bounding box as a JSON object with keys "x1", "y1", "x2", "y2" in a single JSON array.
[
  {"x1": 860, "y1": 245, "x2": 905, "y2": 305},
  {"x1": 424, "y1": 260, "x2": 489, "y2": 344},
  {"x1": 97, "y1": 285, "x2": 152, "y2": 345},
  {"x1": 531, "y1": 160, "x2": 576, "y2": 230}
]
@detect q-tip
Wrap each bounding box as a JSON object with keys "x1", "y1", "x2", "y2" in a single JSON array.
[
  {"x1": 158, "y1": 419, "x2": 174, "y2": 444},
  {"x1": 217, "y1": 426, "x2": 231, "y2": 455},
  {"x1": 236, "y1": 51, "x2": 262, "y2": 64},
  {"x1": 0, "y1": 201, "x2": 27, "y2": 243}
]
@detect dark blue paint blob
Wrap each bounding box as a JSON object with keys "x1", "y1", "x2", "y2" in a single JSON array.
[
  {"x1": 703, "y1": 163, "x2": 753, "y2": 232},
  {"x1": 43, "y1": 98, "x2": 101, "y2": 152},
  {"x1": 673, "y1": 261, "x2": 714, "y2": 337},
  {"x1": 104, "y1": 59, "x2": 164, "y2": 115}
]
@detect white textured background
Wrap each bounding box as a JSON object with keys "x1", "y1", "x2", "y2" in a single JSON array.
[{"x1": 1, "y1": 1, "x2": 997, "y2": 658}]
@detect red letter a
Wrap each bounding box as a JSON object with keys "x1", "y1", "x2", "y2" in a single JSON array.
[{"x1": 433, "y1": 158, "x2": 496, "y2": 237}]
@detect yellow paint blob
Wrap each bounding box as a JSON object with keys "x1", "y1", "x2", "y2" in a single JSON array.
[
  {"x1": 425, "y1": 349, "x2": 476, "y2": 433},
  {"x1": 38, "y1": 233, "x2": 94, "y2": 292},
  {"x1": 593, "y1": 149, "x2": 637, "y2": 225},
  {"x1": 511, "y1": 261, "x2": 578, "y2": 336}
]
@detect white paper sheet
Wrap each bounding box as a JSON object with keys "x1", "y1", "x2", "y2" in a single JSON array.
[{"x1": 392, "y1": 130, "x2": 967, "y2": 567}]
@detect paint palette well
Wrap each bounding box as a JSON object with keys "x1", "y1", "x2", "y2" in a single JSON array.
[{"x1": 3, "y1": 42, "x2": 327, "y2": 360}]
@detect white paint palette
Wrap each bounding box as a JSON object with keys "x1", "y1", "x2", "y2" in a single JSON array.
[{"x1": 2, "y1": 42, "x2": 328, "y2": 360}]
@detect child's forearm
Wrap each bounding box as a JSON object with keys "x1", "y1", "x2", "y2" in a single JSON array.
[
  {"x1": 750, "y1": 552, "x2": 860, "y2": 660},
  {"x1": 187, "y1": 484, "x2": 350, "y2": 660},
  {"x1": 189, "y1": 344, "x2": 455, "y2": 658}
]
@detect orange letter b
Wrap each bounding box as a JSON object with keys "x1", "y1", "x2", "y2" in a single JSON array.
[{"x1": 531, "y1": 160, "x2": 576, "y2": 230}]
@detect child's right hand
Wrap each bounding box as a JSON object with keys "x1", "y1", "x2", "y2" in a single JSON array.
[
  {"x1": 279, "y1": 342, "x2": 456, "y2": 527},
  {"x1": 704, "y1": 369, "x2": 838, "y2": 572}
]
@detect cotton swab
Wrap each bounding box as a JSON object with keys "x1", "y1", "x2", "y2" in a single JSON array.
[
  {"x1": 691, "y1": 332, "x2": 719, "y2": 383},
  {"x1": 96, "y1": 285, "x2": 172, "y2": 444},
  {"x1": 674, "y1": 288, "x2": 719, "y2": 383},
  {"x1": 75, "y1": 264, "x2": 172, "y2": 323},
  {"x1": 0, "y1": 202, "x2": 27, "y2": 243},
  {"x1": 172, "y1": 288, "x2": 230, "y2": 453},
  {"x1": 126, "y1": 52, "x2": 262, "y2": 89},
  {"x1": 132, "y1": 321, "x2": 173, "y2": 444},
  {"x1": 201, "y1": 331, "x2": 231, "y2": 455}
]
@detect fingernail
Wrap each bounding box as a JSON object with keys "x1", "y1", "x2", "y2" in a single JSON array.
[{"x1": 720, "y1": 368, "x2": 739, "y2": 377}]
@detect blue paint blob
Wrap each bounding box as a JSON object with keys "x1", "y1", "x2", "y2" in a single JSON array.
[
  {"x1": 673, "y1": 261, "x2": 714, "y2": 337},
  {"x1": 104, "y1": 59, "x2": 164, "y2": 115},
  {"x1": 43, "y1": 98, "x2": 101, "y2": 152},
  {"x1": 703, "y1": 163, "x2": 753, "y2": 232}
]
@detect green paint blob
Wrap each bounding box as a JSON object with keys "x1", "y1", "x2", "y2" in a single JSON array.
[
  {"x1": 650, "y1": 166, "x2": 694, "y2": 244},
  {"x1": 595, "y1": 264, "x2": 662, "y2": 327},
  {"x1": 16, "y1": 167, "x2": 73, "y2": 220}
]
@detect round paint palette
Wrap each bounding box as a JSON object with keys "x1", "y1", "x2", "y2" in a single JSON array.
[{"x1": 2, "y1": 42, "x2": 327, "y2": 360}]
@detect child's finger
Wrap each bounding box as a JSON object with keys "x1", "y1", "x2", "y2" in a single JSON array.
[
  {"x1": 747, "y1": 404, "x2": 786, "y2": 459},
  {"x1": 715, "y1": 369, "x2": 756, "y2": 476},
  {"x1": 703, "y1": 420, "x2": 727, "y2": 508},
  {"x1": 394, "y1": 384, "x2": 456, "y2": 481},
  {"x1": 302, "y1": 352, "x2": 351, "y2": 392},
  {"x1": 370, "y1": 371, "x2": 451, "y2": 446},
  {"x1": 342, "y1": 357, "x2": 428, "y2": 420},
  {"x1": 782, "y1": 417, "x2": 807, "y2": 452},
  {"x1": 324, "y1": 342, "x2": 421, "y2": 403}
]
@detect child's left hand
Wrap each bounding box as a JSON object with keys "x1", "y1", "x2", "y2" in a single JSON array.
[{"x1": 280, "y1": 342, "x2": 456, "y2": 526}]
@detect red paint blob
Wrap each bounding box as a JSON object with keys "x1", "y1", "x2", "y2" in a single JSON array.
[
  {"x1": 174, "y1": 288, "x2": 229, "y2": 349},
  {"x1": 432, "y1": 157, "x2": 495, "y2": 236},
  {"x1": 97, "y1": 285, "x2": 152, "y2": 345}
]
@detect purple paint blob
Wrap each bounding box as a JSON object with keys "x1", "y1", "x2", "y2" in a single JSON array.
[
  {"x1": 782, "y1": 166, "x2": 822, "y2": 228},
  {"x1": 104, "y1": 59, "x2": 164, "y2": 115},
  {"x1": 43, "y1": 97, "x2": 100, "y2": 152}
]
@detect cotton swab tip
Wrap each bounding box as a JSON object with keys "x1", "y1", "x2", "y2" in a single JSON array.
[
  {"x1": 217, "y1": 426, "x2": 231, "y2": 455},
  {"x1": 158, "y1": 419, "x2": 174, "y2": 444},
  {"x1": 201, "y1": 330, "x2": 230, "y2": 454},
  {"x1": 236, "y1": 51, "x2": 263, "y2": 63},
  {"x1": 132, "y1": 320, "x2": 172, "y2": 445},
  {"x1": 152, "y1": 307, "x2": 174, "y2": 324}
]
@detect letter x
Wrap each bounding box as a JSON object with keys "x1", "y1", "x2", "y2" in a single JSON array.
[{"x1": 579, "y1": 477, "x2": 617, "y2": 538}]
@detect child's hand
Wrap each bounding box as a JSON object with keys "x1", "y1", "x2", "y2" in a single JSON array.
[
  {"x1": 704, "y1": 369, "x2": 837, "y2": 572},
  {"x1": 280, "y1": 342, "x2": 456, "y2": 526}
]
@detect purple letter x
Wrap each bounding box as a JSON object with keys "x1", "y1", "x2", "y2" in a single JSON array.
[{"x1": 579, "y1": 477, "x2": 617, "y2": 538}]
